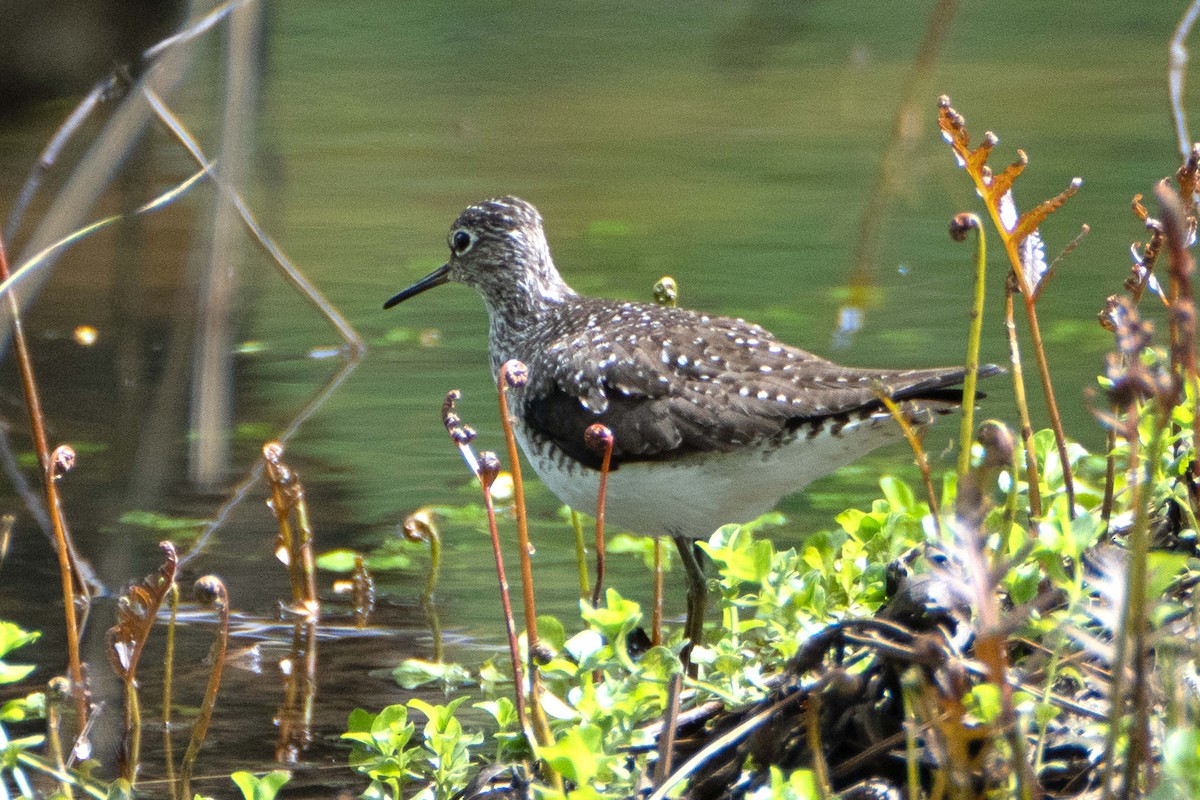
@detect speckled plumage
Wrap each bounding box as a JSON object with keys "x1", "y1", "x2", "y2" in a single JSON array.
[{"x1": 387, "y1": 196, "x2": 996, "y2": 539}]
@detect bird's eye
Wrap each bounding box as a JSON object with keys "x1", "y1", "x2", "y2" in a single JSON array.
[{"x1": 450, "y1": 229, "x2": 476, "y2": 255}]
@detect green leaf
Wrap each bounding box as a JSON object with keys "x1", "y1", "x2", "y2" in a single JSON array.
[
  {"x1": 1033, "y1": 701, "x2": 1060, "y2": 728},
  {"x1": 1146, "y1": 552, "x2": 1189, "y2": 600},
  {"x1": 608, "y1": 534, "x2": 672, "y2": 571},
  {"x1": 104, "y1": 779, "x2": 136, "y2": 799},
  {"x1": 0, "y1": 622, "x2": 39, "y2": 687},
  {"x1": 1160, "y1": 729, "x2": 1200, "y2": 791},
  {"x1": 0, "y1": 621, "x2": 40, "y2": 659},
  {"x1": 473, "y1": 697, "x2": 518, "y2": 729},
  {"x1": 700, "y1": 527, "x2": 773, "y2": 585},
  {"x1": 231, "y1": 770, "x2": 291, "y2": 800},
  {"x1": 739, "y1": 511, "x2": 787, "y2": 535},
  {"x1": 392, "y1": 659, "x2": 473, "y2": 690},
  {"x1": 317, "y1": 548, "x2": 412, "y2": 572},
  {"x1": 765, "y1": 766, "x2": 820, "y2": 800},
  {"x1": 1, "y1": 692, "x2": 45, "y2": 722},
  {"x1": 344, "y1": 707, "x2": 375, "y2": 735},
  {"x1": 0, "y1": 663, "x2": 34, "y2": 684},
  {"x1": 537, "y1": 615, "x2": 567, "y2": 651},
  {"x1": 966, "y1": 684, "x2": 1002, "y2": 723},
  {"x1": 581, "y1": 589, "x2": 642, "y2": 640},
  {"x1": 359, "y1": 780, "x2": 391, "y2": 800},
  {"x1": 564, "y1": 628, "x2": 605, "y2": 664},
  {"x1": 541, "y1": 726, "x2": 603, "y2": 785},
  {"x1": 234, "y1": 422, "x2": 275, "y2": 442},
  {"x1": 117, "y1": 510, "x2": 209, "y2": 533},
  {"x1": 879, "y1": 476, "x2": 917, "y2": 513},
  {"x1": 372, "y1": 704, "x2": 414, "y2": 742}
]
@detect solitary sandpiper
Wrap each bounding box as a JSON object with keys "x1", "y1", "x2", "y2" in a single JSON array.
[{"x1": 386, "y1": 196, "x2": 997, "y2": 640}]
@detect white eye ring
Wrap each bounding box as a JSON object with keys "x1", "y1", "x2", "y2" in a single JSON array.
[{"x1": 450, "y1": 229, "x2": 477, "y2": 255}]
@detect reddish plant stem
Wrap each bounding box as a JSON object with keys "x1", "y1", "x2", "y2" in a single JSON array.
[
  {"x1": 263, "y1": 443, "x2": 320, "y2": 616},
  {"x1": 0, "y1": 232, "x2": 88, "y2": 732},
  {"x1": 481, "y1": 469, "x2": 530, "y2": 735},
  {"x1": 1017, "y1": 284, "x2": 1077, "y2": 516},
  {"x1": 496, "y1": 362, "x2": 554, "y2": 752},
  {"x1": 588, "y1": 427, "x2": 614, "y2": 609},
  {"x1": 496, "y1": 365, "x2": 540, "y2": 658},
  {"x1": 652, "y1": 539, "x2": 664, "y2": 647},
  {"x1": 162, "y1": 581, "x2": 179, "y2": 800}
]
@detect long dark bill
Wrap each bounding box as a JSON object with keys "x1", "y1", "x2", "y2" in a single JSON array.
[{"x1": 383, "y1": 263, "x2": 451, "y2": 309}]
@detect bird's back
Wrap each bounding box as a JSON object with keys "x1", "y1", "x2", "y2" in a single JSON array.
[{"x1": 502, "y1": 294, "x2": 981, "y2": 472}]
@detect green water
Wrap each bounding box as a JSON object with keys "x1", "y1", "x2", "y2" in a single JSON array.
[
  {"x1": 0, "y1": 0, "x2": 1192, "y2": 791},
  {"x1": 261, "y1": 0, "x2": 1173, "y2": 608}
]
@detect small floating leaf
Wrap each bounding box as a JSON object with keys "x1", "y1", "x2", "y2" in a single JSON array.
[
  {"x1": 392, "y1": 658, "x2": 473, "y2": 690},
  {"x1": 316, "y1": 548, "x2": 411, "y2": 573},
  {"x1": 117, "y1": 510, "x2": 209, "y2": 534}
]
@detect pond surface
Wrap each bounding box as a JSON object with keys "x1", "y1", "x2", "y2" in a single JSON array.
[{"x1": 0, "y1": 0, "x2": 1190, "y2": 794}]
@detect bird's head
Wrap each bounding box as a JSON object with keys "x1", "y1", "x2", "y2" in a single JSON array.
[{"x1": 384, "y1": 196, "x2": 572, "y2": 312}]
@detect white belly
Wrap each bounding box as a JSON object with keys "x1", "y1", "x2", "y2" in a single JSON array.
[{"x1": 514, "y1": 411, "x2": 908, "y2": 539}]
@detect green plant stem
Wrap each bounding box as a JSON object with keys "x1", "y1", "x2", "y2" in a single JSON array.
[
  {"x1": 13, "y1": 752, "x2": 105, "y2": 799},
  {"x1": 122, "y1": 678, "x2": 141, "y2": 785},
  {"x1": 805, "y1": 690, "x2": 830, "y2": 800},
  {"x1": 46, "y1": 693, "x2": 72, "y2": 800},
  {"x1": 180, "y1": 579, "x2": 229, "y2": 800},
  {"x1": 423, "y1": 532, "x2": 444, "y2": 663},
  {"x1": 571, "y1": 510, "x2": 590, "y2": 599},
  {"x1": 293, "y1": 487, "x2": 320, "y2": 613},
  {"x1": 480, "y1": 484, "x2": 531, "y2": 740},
  {"x1": 958, "y1": 217, "x2": 987, "y2": 477},
  {"x1": 723, "y1": 585, "x2": 740, "y2": 654},
  {"x1": 876, "y1": 391, "x2": 940, "y2": 537},
  {"x1": 1005, "y1": 285, "x2": 1043, "y2": 522},
  {"x1": 1003, "y1": 426, "x2": 1023, "y2": 538},
  {"x1": 901, "y1": 680, "x2": 921, "y2": 800},
  {"x1": 652, "y1": 538, "x2": 664, "y2": 647},
  {"x1": 423, "y1": 529, "x2": 441, "y2": 605},
  {"x1": 1120, "y1": 408, "x2": 1168, "y2": 798},
  {"x1": 1101, "y1": 425, "x2": 1118, "y2": 524},
  {"x1": 1032, "y1": 647, "x2": 1064, "y2": 777}
]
